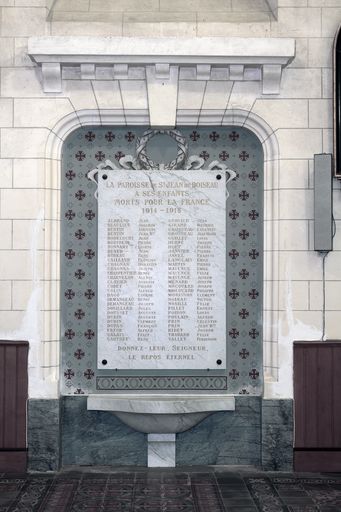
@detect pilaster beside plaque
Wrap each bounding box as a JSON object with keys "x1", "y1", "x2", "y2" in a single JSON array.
[{"x1": 96, "y1": 170, "x2": 227, "y2": 371}]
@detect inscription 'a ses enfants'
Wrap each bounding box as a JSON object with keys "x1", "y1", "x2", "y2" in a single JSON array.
[{"x1": 106, "y1": 178, "x2": 218, "y2": 209}]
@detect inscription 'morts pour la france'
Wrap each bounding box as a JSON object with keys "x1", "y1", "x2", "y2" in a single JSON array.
[{"x1": 97, "y1": 170, "x2": 226, "y2": 370}]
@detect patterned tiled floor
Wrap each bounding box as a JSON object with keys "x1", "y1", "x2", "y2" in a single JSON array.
[{"x1": 1, "y1": 468, "x2": 341, "y2": 511}]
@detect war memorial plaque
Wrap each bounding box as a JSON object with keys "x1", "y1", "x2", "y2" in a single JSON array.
[{"x1": 97, "y1": 170, "x2": 226, "y2": 370}]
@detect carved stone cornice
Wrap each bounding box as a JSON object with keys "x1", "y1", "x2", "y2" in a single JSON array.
[{"x1": 28, "y1": 36, "x2": 295, "y2": 127}]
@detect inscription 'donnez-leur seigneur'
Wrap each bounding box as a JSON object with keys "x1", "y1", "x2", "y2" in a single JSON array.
[{"x1": 97, "y1": 170, "x2": 226, "y2": 370}]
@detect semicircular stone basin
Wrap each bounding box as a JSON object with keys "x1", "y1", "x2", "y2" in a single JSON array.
[{"x1": 87, "y1": 394, "x2": 235, "y2": 433}]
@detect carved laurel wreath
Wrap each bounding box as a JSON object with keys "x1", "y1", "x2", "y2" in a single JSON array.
[
  {"x1": 136, "y1": 129, "x2": 188, "y2": 170},
  {"x1": 88, "y1": 129, "x2": 236, "y2": 196}
]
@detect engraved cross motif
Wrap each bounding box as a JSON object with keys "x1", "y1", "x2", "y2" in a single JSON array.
[
  {"x1": 75, "y1": 269, "x2": 85, "y2": 280},
  {"x1": 84, "y1": 329, "x2": 95, "y2": 340},
  {"x1": 249, "y1": 328, "x2": 259, "y2": 339},
  {"x1": 249, "y1": 289, "x2": 259, "y2": 299},
  {"x1": 64, "y1": 249, "x2": 75, "y2": 260},
  {"x1": 239, "y1": 348, "x2": 249, "y2": 359},
  {"x1": 219, "y1": 151, "x2": 229, "y2": 161},
  {"x1": 239, "y1": 229, "x2": 249, "y2": 240},
  {"x1": 75, "y1": 150, "x2": 86, "y2": 161},
  {"x1": 64, "y1": 329, "x2": 75, "y2": 340},
  {"x1": 75, "y1": 190, "x2": 86, "y2": 200},
  {"x1": 229, "y1": 249, "x2": 239, "y2": 259},
  {"x1": 64, "y1": 369, "x2": 74, "y2": 379},
  {"x1": 249, "y1": 249, "x2": 259, "y2": 260},
  {"x1": 209, "y1": 131, "x2": 220, "y2": 142},
  {"x1": 229, "y1": 369, "x2": 239, "y2": 379},
  {"x1": 85, "y1": 131, "x2": 95, "y2": 142},
  {"x1": 84, "y1": 369, "x2": 95, "y2": 380},
  {"x1": 239, "y1": 190, "x2": 249, "y2": 201},
  {"x1": 74, "y1": 349, "x2": 85, "y2": 360},
  {"x1": 75, "y1": 229, "x2": 85, "y2": 240},
  {"x1": 239, "y1": 269, "x2": 249, "y2": 279},
  {"x1": 239, "y1": 151, "x2": 249, "y2": 161},
  {"x1": 229, "y1": 131, "x2": 239, "y2": 142},
  {"x1": 65, "y1": 210, "x2": 75, "y2": 220},
  {"x1": 74, "y1": 308, "x2": 85, "y2": 320},
  {"x1": 249, "y1": 210, "x2": 259, "y2": 220},
  {"x1": 84, "y1": 249, "x2": 95, "y2": 259},
  {"x1": 84, "y1": 289, "x2": 95, "y2": 299},
  {"x1": 64, "y1": 289, "x2": 75, "y2": 300},
  {"x1": 249, "y1": 170, "x2": 259, "y2": 181},
  {"x1": 95, "y1": 151, "x2": 105, "y2": 161},
  {"x1": 229, "y1": 289, "x2": 239, "y2": 299},
  {"x1": 200, "y1": 150, "x2": 210, "y2": 161},
  {"x1": 74, "y1": 388, "x2": 84, "y2": 395},
  {"x1": 249, "y1": 369, "x2": 259, "y2": 379},
  {"x1": 115, "y1": 151, "x2": 125, "y2": 161},
  {"x1": 125, "y1": 131, "x2": 135, "y2": 142},
  {"x1": 239, "y1": 309, "x2": 249, "y2": 319},
  {"x1": 105, "y1": 131, "x2": 115, "y2": 142},
  {"x1": 190, "y1": 130, "x2": 200, "y2": 141},
  {"x1": 229, "y1": 209, "x2": 239, "y2": 220},
  {"x1": 229, "y1": 328, "x2": 239, "y2": 339},
  {"x1": 65, "y1": 170, "x2": 76, "y2": 180},
  {"x1": 85, "y1": 210, "x2": 95, "y2": 220}
]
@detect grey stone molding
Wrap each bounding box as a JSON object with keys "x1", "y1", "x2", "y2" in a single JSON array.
[{"x1": 97, "y1": 376, "x2": 228, "y2": 391}]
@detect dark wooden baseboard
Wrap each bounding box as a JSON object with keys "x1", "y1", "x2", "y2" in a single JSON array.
[
  {"x1": 294, "y1": 449, "x2": 341, "y2": 472},
  {"x1": 0, "y1": 451, "x2": 27, "y2": 472}
]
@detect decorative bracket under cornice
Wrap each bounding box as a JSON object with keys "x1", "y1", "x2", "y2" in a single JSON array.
[{"x1": 28, "y1": 36, "x2": 295, "y2": 128}]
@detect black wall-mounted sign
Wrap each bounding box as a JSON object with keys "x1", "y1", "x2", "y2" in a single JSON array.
[{"x1": 334, "y1": 23, "x2": 341, "y2": 178}]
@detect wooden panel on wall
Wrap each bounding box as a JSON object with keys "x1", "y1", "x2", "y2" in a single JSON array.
[
  {"x1": 294, "y1": 451, "x2": 341, "y2": 472},
  {"x1": 294, "y1": 340, "x2": 341, "y2": 472},
  {"x1": 0, "y1": 340, "x2": 29, "y2": 472}
]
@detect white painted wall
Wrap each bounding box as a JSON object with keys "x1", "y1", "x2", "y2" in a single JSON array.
[{"x1": 0, "y1": 1, "x2": 340, "y2": 399}]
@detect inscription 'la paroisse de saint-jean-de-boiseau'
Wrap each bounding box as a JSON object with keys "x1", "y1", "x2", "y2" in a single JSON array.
[{"x1": 97, "y1": 170, "x2": 226, "y2": 370}]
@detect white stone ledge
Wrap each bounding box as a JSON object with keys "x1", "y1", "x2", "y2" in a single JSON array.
[
  {"x1": 87, "y1": 393, "x2": 235, "y2": 415},
  {"x1": 28, "y1": 36, "x2": 295, "y2": 103},
  {"x1": 28, "y1": 36, "x2": 294, "y2": 65}
]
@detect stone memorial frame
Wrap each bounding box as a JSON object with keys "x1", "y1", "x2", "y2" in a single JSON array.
[
  {"x1": 53, "y1": 111, "x2": 277, "y2": 396},
  {"x1": 43, "y1": 107, "x2": 279, "y2": 396}
]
